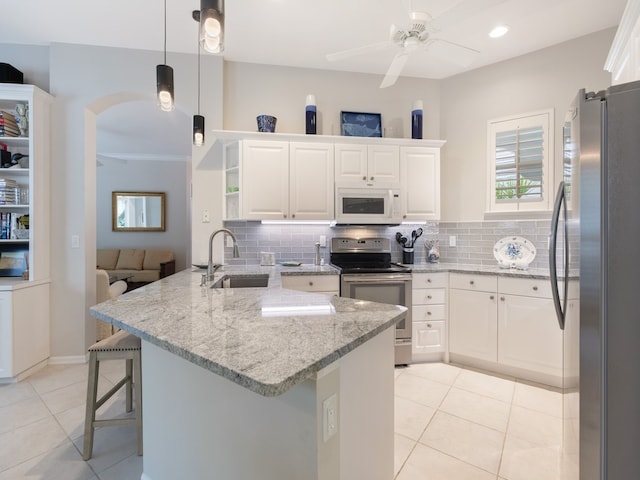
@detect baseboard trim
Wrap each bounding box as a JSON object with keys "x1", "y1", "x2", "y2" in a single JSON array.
[{"x1": 48, "y1": 354, "x2": 88, "y2": 365}]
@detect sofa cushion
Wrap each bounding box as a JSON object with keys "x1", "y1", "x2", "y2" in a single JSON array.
[
  {"x1": 97, "y1": 249, "x2": 120, "y2": 270},
  {"x1": 115, "y1": 249, "x2": 145, "y2": 270},
  {"x1": 143, "y1": 249, "x2": 174, "y2": 271}
]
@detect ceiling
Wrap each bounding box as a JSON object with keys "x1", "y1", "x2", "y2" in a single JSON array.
[
  {"x1": 1, "y1": 0, "x2": 627, "y2": 160},
  {"x1": 1, "y1": 0, "x2": 626, "y2": 81}
]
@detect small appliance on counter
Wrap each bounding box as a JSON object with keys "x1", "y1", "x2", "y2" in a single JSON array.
[{"x1": 395, "y1": 228, "x2": 423, "y2": 264}]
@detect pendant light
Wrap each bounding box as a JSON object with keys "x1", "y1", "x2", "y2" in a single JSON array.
[
  {"x1": 193, "y1": 16, "x2": 205, "y2": 146},
  {"x1": 156, "y1": 0, "x2": 174, "y2": 111},
  {"x1": 198, "y1": 0, "x2": 224, "y2": 54}
]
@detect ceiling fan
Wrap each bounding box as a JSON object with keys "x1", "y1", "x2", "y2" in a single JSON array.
[{"x1": 326, "y1": 0, "x2": 507, "y2": 88}]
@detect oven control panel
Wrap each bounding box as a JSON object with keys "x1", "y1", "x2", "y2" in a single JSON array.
[{"x1": 331, "y1": 237, "x2": 390, "y2": 253}]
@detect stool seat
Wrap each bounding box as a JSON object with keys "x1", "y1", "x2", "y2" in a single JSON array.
[{"x1": 83, "y1": 331, "x2": 143, "y2": 460}]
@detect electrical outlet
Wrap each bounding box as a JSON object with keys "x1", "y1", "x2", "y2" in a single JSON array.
[
  {"x1": 202, "y1": 210, "x2": 210, "y2": 223},
  {"x1": 322, "y1": 393, "x2": 338, "y2": 442},
  {"x1": 449, "y1": 235, "x2": 457, "y2": 247},
  {"x1": 319, "y1": 235, "x2": 326, "y2": 247}
]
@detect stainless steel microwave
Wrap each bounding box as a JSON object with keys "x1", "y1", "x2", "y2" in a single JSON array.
[{"x1": 335, "y1": 183, "x2": 402, "y2": 225}]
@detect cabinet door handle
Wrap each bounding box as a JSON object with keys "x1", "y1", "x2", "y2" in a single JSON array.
[
  {"x1": 283, "y1": 214, "x2": 287, "y2": 218},
  {"x1": 427, "y1": 311, "x2": 432, "y2": 315},
  {"x1": 292, "y1": 214, "x2": 295, "y2": 219},
  {"x1": 532, "y1": 286, "x2": 538, "y2": 291},
  {"x1": 427, "y1": 323, "x2": 432, "y2": 328},
  {"x1": 490, "y1": 295, "x2": 495, "y2": 300},
  {"x1": 500, "y1": 296, "x2": 505, "y2": 301},
  {"x1": 370, "y1": 176, "x2": 374, "y2": 181},
  {"x1": 308, "y1": 281, "x2": 314, "y2": 286},
  {"x1": 470, "y1": 280, "x2": 475, "y2": 285},
  {"x1": 427, "y1": 278, "x2": 431, "y2": 283},
  {"x1": 362, "y1": 176, "x2": 367, "y2": 181},
  {"x1": 427, "y1": 295, "x2": 432, "y2": 300}
]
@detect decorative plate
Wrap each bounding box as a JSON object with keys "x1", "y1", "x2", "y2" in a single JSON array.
[{"x1": 493, "y1": 236, "x2": 537, "y2": 270}]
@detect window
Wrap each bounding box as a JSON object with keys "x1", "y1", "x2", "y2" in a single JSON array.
[{"x1": 487, "y1": 109, "x2": 554, "y2": 214}]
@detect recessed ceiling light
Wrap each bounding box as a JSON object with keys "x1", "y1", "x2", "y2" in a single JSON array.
[{"x1": 489, "y1": 25, "x2": 509, "y2": 38}]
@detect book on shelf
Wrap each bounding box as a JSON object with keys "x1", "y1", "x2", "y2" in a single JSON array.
[
  {"x1": 0, "y1": 118, "x2": 18, "y2": 128},
  {"x1": 0, "y1": 127, "x2": 19, "y2": 137}
]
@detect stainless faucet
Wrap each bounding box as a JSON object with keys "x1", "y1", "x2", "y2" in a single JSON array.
[{"x1": 202, "y1": 228, "x2": 240, "y2": 286}]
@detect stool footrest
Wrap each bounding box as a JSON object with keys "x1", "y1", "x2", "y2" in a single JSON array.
[{"x1": 93, "y1": 417, "x2": 137, "y2": 428}]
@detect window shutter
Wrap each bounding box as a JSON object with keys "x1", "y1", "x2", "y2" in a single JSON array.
[{"x1": 495, "y1": 125, "x2": 544, "y2": 201}]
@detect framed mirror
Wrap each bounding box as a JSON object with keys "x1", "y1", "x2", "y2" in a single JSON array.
[{"x1": 112, "y1": 191, "x2": 166, "y2": 232}]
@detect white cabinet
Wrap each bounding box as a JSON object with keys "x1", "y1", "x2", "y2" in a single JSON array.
[
  {"x1": 289, "y1": 143, "x2": 334, "y2": 220},
  {"x1": 0, "y1": 85, "x2": 52, "y2": 382},
  {"x1": 400, "y1": 146, "x2": 440, "y2": 221},
  {"x1": 241, "y1": 140, "x2": 290, "y2": 220},
  {"x1": 335, "y1": 144, "x2": 399, "y2": 185},
  {"x1": 497, "y1": 277, "x2": 562, "y2": 378},
  {"x1": 224, "y1": 140, "x2": 334, "y2": 221},
  {"x1": 449, "y1": 274, "x2": 498, "y2": 362},
  {"x1": 281, "y1": 274, "x2": 339, "y2": 295},
  {"x1": 606, "y1": 1, "x2": 640, "y2": 84},
  {"x1": 448, "y1": 273, "x2": 570, "y2": 387},
  {"x1": 0, "y1": 284, "x2": 50, "y2": 381},
  {"x1": 412, "y1": 272, "x2": 448, "y2": 361}
]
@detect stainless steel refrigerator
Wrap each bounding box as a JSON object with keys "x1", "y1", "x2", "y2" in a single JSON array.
[{"x1": 550, "y1": 80, "x2": 640, "y2": 480}]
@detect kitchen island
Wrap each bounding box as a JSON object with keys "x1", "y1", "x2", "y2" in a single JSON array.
[{"x1": 90, "y1": 267, "x2": 406, "y2": 480}]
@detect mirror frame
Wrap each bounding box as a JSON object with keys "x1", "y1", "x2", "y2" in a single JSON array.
[{"x1": 112, "y1": 191, "x2": 166, "y2": 232}]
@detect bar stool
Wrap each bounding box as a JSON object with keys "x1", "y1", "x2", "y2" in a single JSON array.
[{"x1": 83, "y1": 330, "x2": 143, "y2": 460}]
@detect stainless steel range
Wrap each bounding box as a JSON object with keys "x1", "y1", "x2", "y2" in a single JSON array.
[{"x1": 330, "y1": 237, "x2": 412, "y2": 366}]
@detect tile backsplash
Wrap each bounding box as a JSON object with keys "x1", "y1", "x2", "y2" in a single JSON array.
[{"x1": 223, "y1": 219, "x2": 567, "y2": 271}]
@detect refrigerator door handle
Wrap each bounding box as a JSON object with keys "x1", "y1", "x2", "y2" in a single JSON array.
[{"x1": 549, "y1": 181, "x2": 568, "y2": 330}]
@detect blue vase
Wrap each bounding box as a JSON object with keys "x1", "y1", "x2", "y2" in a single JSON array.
[
  {"x1": 411, "y1": 100, "x2": 423, "y2": 139},
  {"x1": 305, "y1": 94, "x2": 316, "y2": 134}
]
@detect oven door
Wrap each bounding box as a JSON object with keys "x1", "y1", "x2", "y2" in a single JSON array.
[{"x1": 340, "y1": 273, "x2": 412, "y2": 340}]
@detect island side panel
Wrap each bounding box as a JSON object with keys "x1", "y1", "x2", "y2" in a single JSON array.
[
  {"x1": 339, "y1": 327, "x2": 395, "y2": 480},
  {"x1": 140, "y1": 340, "x2": 337, "y2": 480}
]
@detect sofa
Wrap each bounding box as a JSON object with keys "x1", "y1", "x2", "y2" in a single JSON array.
[{"x1": 96, "y1": 249, "x2": 176, "y2": 289}]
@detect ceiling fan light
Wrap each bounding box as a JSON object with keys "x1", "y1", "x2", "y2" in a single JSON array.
[
  {"x1": 156, "y1": 64, "x2": 174, "y2": 112},
  {"x1": 193, "y1": 114, "x2": 205, "y2": 146},
  {"x1": 489, "y1": 25, "x2": 509, "y2": 38}
]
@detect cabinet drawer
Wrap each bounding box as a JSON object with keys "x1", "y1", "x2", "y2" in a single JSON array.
[
  {"x1": 498, "y1": 277, "x2": 552, "y2": 298},
  {"x1": 413, "y1": 320, "x2": 446, "y2": 354},
  {"x1": 281, "y1": 275, "x2": 339, "y2": 293},
  {"x1": 413, "y1": 304, "x2": 446, "y2": 321},
  {"x1": 413, "y1": 272, "x2": 447, "y2": 289},
  {"x1": 413, "y1": 288, "x2": 446, "y2": 305},
  {"x1": 450, "y1": 273, "x2": 497, "y2": 292}
]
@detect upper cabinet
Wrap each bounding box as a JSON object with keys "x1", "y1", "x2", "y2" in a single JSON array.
[
  {"x1": 224, "y1": 139, "x2": 334, "y2": 221},
  {"x1": 216, "y1": 131, "x2": 444, "y2": 222},
  {"x1": 0, "y1": 85, "x2": 52, "y2": 281},
  {"x1": 606, "y1": 0, "x2": 640, "y2": 84},
  {"x1": 334, "y1": 144, "x2": 400, "y2": 185},
  {"x1": 400, "y1": 146, "x2": 440, "y2": 222}
]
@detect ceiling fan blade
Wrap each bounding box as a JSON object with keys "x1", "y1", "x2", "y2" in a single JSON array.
[
  {"x1": 426, "y1": 0, "x2": 508, "y2": 33},
  {"x1": 425, "y1": 38, "x2": 480, "y2": 67},
  {"x1": 379, "y1": 51, "x2": 410, "y2": 89},
  {"x1": 326, "y1": 40, "x2": 393, "y2": 62}
]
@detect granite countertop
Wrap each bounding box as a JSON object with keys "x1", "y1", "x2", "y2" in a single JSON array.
[
  {"x1": 89, "y1": 266, "x2": 404, "y2": 397},
  {"x1": 407, "y1": 262, "x2": 555, "y2": 279}
]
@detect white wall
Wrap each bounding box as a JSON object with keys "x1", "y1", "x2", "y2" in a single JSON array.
[
  {"x1": 440, "y1": 28, "x2": 615, "y2": 221},
  {"x1": 46, "y1": 43, "x2": 222, "y2": 358},
  {"x1": 223, "y1": 62, "x2": 441, "y2": 139},
  {"x1": 96, "y1": 158, "x2": 190, "y2": 272}
]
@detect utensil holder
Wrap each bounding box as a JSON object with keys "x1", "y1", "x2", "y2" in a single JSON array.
[{"x1": 402, "y1": 248, "x2": 414, "y2": 264}]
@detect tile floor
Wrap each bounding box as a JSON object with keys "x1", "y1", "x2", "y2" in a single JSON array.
[{"x1": 0, "y1": 361, "x2": 575, "y2": 479}]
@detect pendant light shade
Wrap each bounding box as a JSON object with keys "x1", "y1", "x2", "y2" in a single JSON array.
[
  {"x1": 157, "y1": 64, "x2": 174, "y2": 112},
  {"x1": 199, "y1": 0, "x2": 224, "y2": 53},
  {"x1": 193, "y1": 114, "x2": 205, "y2": 146},
  {"x1": 157, "y1": 0, "x2": 174, "y2": 112}
]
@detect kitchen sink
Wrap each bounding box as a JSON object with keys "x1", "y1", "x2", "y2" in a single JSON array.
[{"x1": 214, "y1": 274, "x2": 269, "y2": 289}]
